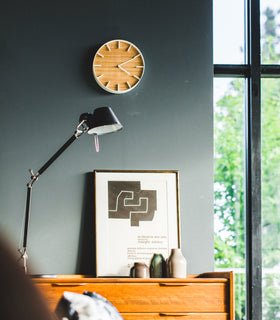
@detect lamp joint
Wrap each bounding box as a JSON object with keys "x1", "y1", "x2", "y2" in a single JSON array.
[
  {"x1": 18, "y1": 248, "x2": 28, "y2": 273},
  {"x1": 75, "y1": 120, "x2": 88, "y2": 138},
  {"x1": 27, "y1": 169, "x2": 39, "y2": 188}
]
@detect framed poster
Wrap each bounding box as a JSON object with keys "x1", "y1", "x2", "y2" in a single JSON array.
[{"x1": 94, "y1": 170, "x2": 181, "y2": 277}]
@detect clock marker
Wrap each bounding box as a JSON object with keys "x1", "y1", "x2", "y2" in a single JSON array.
[
  {"x1": 127, "y1": 44, "x2": 131, "y2": 51},
  {"x1": 117, "y1": 84, "x2": 119, "y2": 91},
  {"x1": 136, "y1": 66, "x2": 144, "y2": 68},
  {"x1": 97, "y1": 53, "x2": 104, "y2": 58},
  {"x1": 133, "y1": 75, "x2": 140, "y2": 80},
  {"x1": 97, "y1": 74, "x2": 104, "y2": 79},
  {"x1": 106, "y1": 44, "x2": 111, "y2": 51},
  {"x1": 126, "y1": 81, "x2": 131, "y2": 88},
  {"x1": 118, "y1": 41, "x2": 120, "y2": 49},
  {"x1": 106, "y1": 81, "x2": 110, "y2": 87},
  {"x1": 94, "y1": 65, "x2": 102, "y2": 67}
]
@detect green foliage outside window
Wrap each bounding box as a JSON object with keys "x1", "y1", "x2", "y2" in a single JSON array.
[
  {"x1": 214, "y1": 77, "x2": 246, "y2": 320},
  {"x1": 214, "y1": 7, "x2": 280, "y2": 320}
]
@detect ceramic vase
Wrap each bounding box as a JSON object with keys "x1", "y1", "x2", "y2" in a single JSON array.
[
  {"x1": 130, "y1": 262, "x2": 150, "y2": 278},
  {"x1": 167, "y1": 248, "x2": 187, "y2": 278},
  {"x1": 150, "y1": 253, "x2": 166, "y2": 278}
]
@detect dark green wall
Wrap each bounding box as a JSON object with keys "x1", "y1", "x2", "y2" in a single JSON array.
[{"x1": 0, "y1": 0, "x2": 213, "y2": 274}]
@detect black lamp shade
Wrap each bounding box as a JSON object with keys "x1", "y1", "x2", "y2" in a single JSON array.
[{"x1": 80, "y1": 107, "x2": 123, "y2": 135}]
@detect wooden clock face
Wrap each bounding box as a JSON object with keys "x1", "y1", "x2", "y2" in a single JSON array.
[{"x1": 92, "y1": 40, "x2": 145, "y2": 94}]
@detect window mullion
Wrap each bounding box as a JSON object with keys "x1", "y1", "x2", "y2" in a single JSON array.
[
  {"x1": 214, "y1": 64, "x2": 250, "y2": 77},
  {"x1": 245, "y1": 1, "x2": 262, "y2": 320},
  {"x1": 261, "y1": 65, "x2": 280, "y2": 77}
]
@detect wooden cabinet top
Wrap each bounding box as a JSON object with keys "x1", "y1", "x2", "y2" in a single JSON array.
[{"x1": 32, "y1": 271, "x2": 233, "y2": 284}]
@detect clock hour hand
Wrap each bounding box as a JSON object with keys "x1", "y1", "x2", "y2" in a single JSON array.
[{"x1": 118, "y1": 54, "x2": 140, "y2": 67}]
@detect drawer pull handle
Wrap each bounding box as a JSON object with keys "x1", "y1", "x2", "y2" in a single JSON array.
[
  {"x1": 52, "y1": 283, "x2": 86, "y2": 287},
  {"x1": 160, "y1": 313, "x2": 193, "y2": 317},
  {"x1": 160, "y1": 283, "x2": 192, "y2": 287}
]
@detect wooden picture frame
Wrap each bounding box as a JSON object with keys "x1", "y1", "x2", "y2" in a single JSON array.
[{"x1": 94, "y1": 170, "x2": 181, "y2": 277}]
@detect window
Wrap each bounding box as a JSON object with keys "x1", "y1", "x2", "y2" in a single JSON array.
[
  {"x1": 214, "y1": 1, "x2": 280, "y2": 319},
  {"x1": 261, "y1": 79, "x2": 280, "y2": 319},
  {"x1": 261, "y1": 0, "x2": 280, "y2": 65},
  {"x1": 213, "y1": 0, "x2": 245, "y2": 64},
  {"x1": 214, "y1": 78, "x2": 246, "y2": 319}
]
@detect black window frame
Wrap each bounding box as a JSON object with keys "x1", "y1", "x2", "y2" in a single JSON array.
[{"x1": 214, "y1": 0, "x2": 280, "y2": 319}]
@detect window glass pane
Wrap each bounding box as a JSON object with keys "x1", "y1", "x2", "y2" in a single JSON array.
[
  {"x1": 261, "y1": 79, "x2": 280, "y2": 319},
  {"x1": 214, "y1": 78, "x2": 246, "y2": 320},
  {"x1": 213, "y1": 0, "x2": 245, "y2": 64},
  {"x1": 261, "y1": 0, "x2": 280, "y2": 64}
]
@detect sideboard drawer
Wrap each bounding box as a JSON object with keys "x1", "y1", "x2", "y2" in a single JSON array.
[
  {"x1": 122, "y1": 313, "x2": 229, "y2": 320},
  {"x1": 36, "y1": 282, "x2": 228, "y2": 313}
]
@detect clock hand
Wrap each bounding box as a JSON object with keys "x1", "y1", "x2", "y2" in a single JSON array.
[
  {"x1": 118, "y1": 54, "x2": 140, "y2": 67},
  {"x1": 118, "y1": 65, "x2": 131, "y2": 75}
]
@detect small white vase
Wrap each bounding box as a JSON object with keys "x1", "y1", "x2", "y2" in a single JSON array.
[{"x1": 167, "y1": 248, "x2": 187, "y2": 278}]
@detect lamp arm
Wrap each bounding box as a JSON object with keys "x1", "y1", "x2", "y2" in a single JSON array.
[
  {"x1": 19, "y1": 120, "x2": 87, "y2": 272},
  {"x1": 36, "y1": 120, "x2": 87, "y2": 177}
]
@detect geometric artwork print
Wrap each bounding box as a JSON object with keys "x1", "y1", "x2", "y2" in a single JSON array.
[{"x1": 108, "y1": 181, "x2": 157, "y2": 227}]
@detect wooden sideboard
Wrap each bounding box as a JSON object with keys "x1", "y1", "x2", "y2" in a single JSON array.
[{"x1": 33, "y1": 271, "x2": 234, "y2": 320}]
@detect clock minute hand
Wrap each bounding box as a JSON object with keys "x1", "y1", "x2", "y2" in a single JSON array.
[{"x1": 118, "y1": 54, "x2": 140, "y2": 67}]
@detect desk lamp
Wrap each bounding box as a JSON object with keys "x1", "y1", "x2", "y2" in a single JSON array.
[{"x1": 18, "y1": 107, "x2": 123, "y2": 273}]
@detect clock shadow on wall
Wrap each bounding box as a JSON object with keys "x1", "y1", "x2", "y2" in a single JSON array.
[{"x1": 82, "y1": 45, "x2": 108, "y2": 95}]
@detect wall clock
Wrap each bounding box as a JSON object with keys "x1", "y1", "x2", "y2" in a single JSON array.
[{"x1": 92, "y1": 39, "x2": 145, "y2": 94}]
